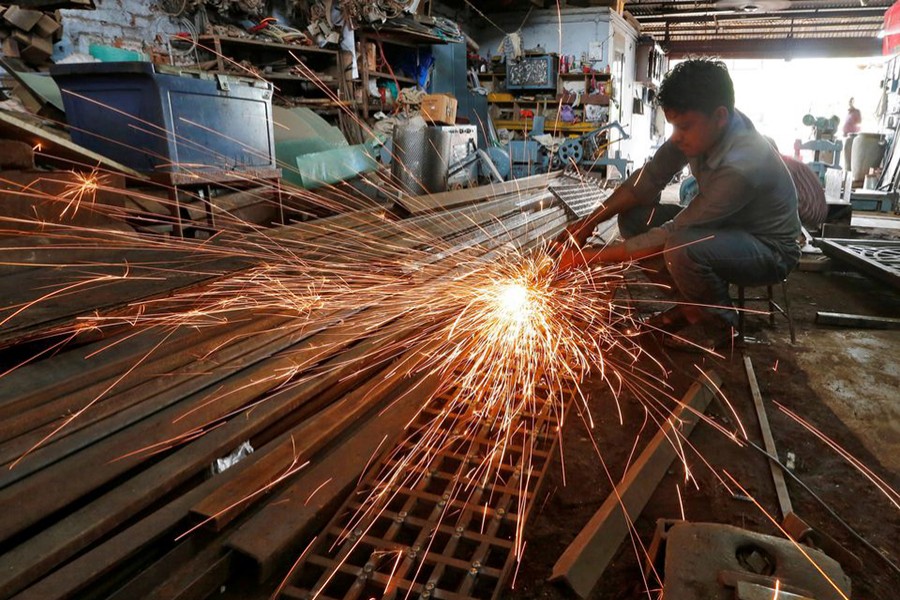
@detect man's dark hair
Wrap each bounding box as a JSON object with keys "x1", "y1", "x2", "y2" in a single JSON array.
[{"x1": 657, "y1": 58, "x2": 735, "y2": 115}]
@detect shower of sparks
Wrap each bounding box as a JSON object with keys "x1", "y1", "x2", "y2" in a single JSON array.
[{"x1": 1, "y1": 49, "x2": 893, "y2": 600}]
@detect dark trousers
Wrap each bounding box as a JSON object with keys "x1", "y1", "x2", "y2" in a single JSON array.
[{"x1": 618, "y1": 205, "x2": 792, "y2": 326}]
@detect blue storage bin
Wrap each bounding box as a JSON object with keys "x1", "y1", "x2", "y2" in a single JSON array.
[{"x1": 50, "y1": 62, "x2": 276, "y2": 175}]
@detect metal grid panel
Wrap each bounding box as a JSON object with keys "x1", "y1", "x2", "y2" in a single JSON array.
[
  {"x1": 278, "y1": 380, "x2": 565, "y2": 600},
  {"x1": 549, "y1": 177, "x2": 607, "y2": 220},
  {"x1": 818, "y1": 238, "x2": 900, "y2": 290}
]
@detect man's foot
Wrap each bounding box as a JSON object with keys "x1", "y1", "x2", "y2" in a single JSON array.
[
  {"x1": 641, "y1": 306, "x2": 691, "y2": 334},
  {"x1": 663, "y1": 320, "x2": 739, "y2": 353}
]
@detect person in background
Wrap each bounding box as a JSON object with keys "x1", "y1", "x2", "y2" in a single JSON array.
[
  {"x1": 556, "y1": 58, "x2": 801, "y2": 351},
  {"x1": 842, "y1": 97, "x2": 862, "y2": 137}
]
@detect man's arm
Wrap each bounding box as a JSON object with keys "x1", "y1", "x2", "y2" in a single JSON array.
[
  {"x1": 557, "y1": 232, "x2": 665, "y2": 272},
  {"x1": 557, "y1": 141, "x2": 688, "y2": 249},
  {"x1": 557, "y1": 184, "x2": 641, "y2": 248}
]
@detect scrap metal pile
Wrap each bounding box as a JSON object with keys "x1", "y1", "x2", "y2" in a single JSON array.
[{"x1": 0, "y1": 171, "x2": 625, "y2": 600}]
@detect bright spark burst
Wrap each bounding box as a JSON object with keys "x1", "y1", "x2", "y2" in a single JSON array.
[{"x1": 2, "y1": 47, "x2": 893, "y2": 600}]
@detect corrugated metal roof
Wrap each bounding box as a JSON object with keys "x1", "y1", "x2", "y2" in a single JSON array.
[{"x1": 625, "y1": 0, "x2": 892, "y2": 56}]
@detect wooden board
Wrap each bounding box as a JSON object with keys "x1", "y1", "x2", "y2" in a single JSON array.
[
  {"x1": 744, "y1": 354, "x2": 793, "y2": 520},
  {"x1": 225, "y1": 372, "x2": 443, "y2": 580},
  {"x1": 0, "y1": 110, "x2": 143, "y2": 177}
]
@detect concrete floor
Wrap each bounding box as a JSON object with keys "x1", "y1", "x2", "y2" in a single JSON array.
[{"x1": 791, "y1": 328, "x2": 900, "y2": 475}]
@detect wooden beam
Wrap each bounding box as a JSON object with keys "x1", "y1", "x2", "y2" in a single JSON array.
[
  {"x1": 550, "y1": 371, "x2": 721, "y2": 598},
  {"x1": 0, "y1": 110, "x2": 143, "y2": 178},
  {"x1": 398, "y1": 172, "x2": 561, "y2": 216},
  {"x1": 189, "y1": 365, "x2": 437, "y2": 531},
  {"x1": 0, "y1": 315, "x2": 384, "y2": 596}
]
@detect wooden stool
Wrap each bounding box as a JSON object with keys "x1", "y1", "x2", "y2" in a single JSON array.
[{"x1": 737, "y1": 279, "x2": 796, "y2": 343}]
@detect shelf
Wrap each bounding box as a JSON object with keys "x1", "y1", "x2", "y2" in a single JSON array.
[
  {"x1": 359, "y1": 27, "x2": 447, "y2": 47},
  {"x1": 488, "y1": 99, "x2": 559, "y2": 105},
  {"x1": 259, "y1": 72, "x2": 337, "y2": 86},
  {"x1": 197, "y1": 35, "x2": 338, "y2": 56},
  {"x1": 368, "y1": 71, "x2": 416, "y2": 84},
  {"x1": 560, "y1": 71, "x2": 610, "y2": 79},
  {"x1": 493, "y1": 120, "x2": 602, "y2": 134}
]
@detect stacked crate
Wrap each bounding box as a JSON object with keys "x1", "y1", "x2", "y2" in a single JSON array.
[{"x1": 1, "y1": 5, "x2": 63, "y2": 66}]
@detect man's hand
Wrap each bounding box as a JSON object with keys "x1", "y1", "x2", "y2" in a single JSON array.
[
  {"x1": 556, "y1": 246, "x2": 592, "y2": 274},
  {"x1": 548, "y1": 221, "x2": 589, "y2": 258},
  {"x1": 556, "y1": 243, "x2": 632, "y2": 275}
]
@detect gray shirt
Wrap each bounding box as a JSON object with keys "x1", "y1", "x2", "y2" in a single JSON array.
[{"x1": 622, "y1": 109, "x2": 801, "y2": 263}]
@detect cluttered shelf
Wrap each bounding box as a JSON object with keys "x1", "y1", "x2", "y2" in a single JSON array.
[
  {"x1": 492, "y1": 120, "x2": 599, "y2": 134},
  {"x1": 259, "y1": 72, "x2": 335, "y2": 85},
  {"x1": 195, "y1": 35, "x2": 339, "y2": 89},
  {"x1": 368, "y1": 70, "x2": 416, "y2": 84},
  {"x1": 358, "y1": 27, "x2": 448, "y2": 47},
  {"x1": 196, "y1": 35, "x2": 338, "y2": 56},
  {"x1": 559, "y1": 71, "x2": 610, "y2": 80}
]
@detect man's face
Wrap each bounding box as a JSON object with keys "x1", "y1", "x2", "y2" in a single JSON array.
[{"x1": 664, "y1": 107, "x2": 729, "y2": 158}]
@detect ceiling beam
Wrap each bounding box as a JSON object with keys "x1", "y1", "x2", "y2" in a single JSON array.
[
  {"x1": 632, "y1": 7, "x2": 888, "y2": 24},
  {"x1": 663, "y1": 36, "x2": 883, "y2": 59}
]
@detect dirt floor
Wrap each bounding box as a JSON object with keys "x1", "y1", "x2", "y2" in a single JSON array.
[{"x1": 507, "y1": 234, "x2": 900, "y2": 599}]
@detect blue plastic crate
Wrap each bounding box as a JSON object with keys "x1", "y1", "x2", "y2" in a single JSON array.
[{"x1": 50, "y1": 62, "x2": 276, "y2": 175}]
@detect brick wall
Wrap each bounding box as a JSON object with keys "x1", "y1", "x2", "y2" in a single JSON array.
[{"x1": 60, "y1": 0, "x2": 178, "y2": 55}]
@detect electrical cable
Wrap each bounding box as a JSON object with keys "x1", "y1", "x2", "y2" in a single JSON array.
[{"x1": 744, "y1": 438, "x2": 900, "y2": 577}]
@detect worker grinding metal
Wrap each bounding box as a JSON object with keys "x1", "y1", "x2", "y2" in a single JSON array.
[{"x1": 556, "y1": 58, "x2": 800, "y2": 350}]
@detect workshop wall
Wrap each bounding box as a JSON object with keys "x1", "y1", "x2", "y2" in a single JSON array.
[
  {"x1": 59, "y1": 0, "x2": 180, "y2": 57},
  {"x1": 471, "y1": 7, "x2": 645, "y2": 170},
  {"x1": 473, "y1": 8, "x2": 616, "y2": 72}
]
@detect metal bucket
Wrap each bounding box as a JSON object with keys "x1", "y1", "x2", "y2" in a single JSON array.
[{"x1": 391, "y1": 123, "x2": 451, "y2": 196}]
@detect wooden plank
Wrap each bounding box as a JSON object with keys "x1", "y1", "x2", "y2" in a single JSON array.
[
  {"x1": 225, "y1": 373, "x2": 441, "y2": 580},
  {"x1": 743, "y1": 354, "x2": 793, "y2": 520},
  {"x1": 10, "y1": 439, "x2": 255, "y2": 600},
  {"x1": 0, "y1": 315, "x2": 267, "y2": 445},
  {"x1": 0, "y1": 110, "x2": 144, "y2": 178},
  {"x1": 815, "y1": 311, "x2": 900, "y2": 330},
  {"x1": 0, "y1": 311, "x2": 374, "y2": 542},
  {"x1": 142, "y1": 547, "x2": 232, "y2": 600},
  {"x1": 549, "y1": 371, "x2": 721, "y2": 598},
  {"x1": 102, "y1": 536, "x2": 212, "y2": 600},
  {"x1": 189, "y1": 363, "x2": 438, "y2": 530},
  {"x1": 0, "y1": 314, "x2": 305, "y2": 483},
  {"x1": 0, "y1": 252, "x2": 252, "y2": 345}
]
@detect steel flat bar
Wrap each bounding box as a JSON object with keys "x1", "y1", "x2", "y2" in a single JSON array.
[{"x1": 550, "y1": 371, "x2": 721, "y2": 598}]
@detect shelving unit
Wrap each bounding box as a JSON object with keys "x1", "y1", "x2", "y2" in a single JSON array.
[
  {"x1": 356, "y1": 27, "x2": 446, "y2": 122},
  {"x1": 487, "y1": 60, "x2": 611, "y2": 133},
  {"x1": 196, "y1": 35, "x2": 343, "y2": 109}
]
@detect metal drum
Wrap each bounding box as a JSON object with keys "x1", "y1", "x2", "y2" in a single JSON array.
[
  {"x1": 850, "y1": 132, "x2": 886, "y2": 184},
  {"x1": 391, "y1": 123, "x2": 451, "y2": 196}
]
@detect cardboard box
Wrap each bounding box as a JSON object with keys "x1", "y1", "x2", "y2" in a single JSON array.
[
  {"x1": 34, "y1": 14, "x2": 61, "y2": 39},
  {"x1": 420, "y1": 94, "x2": 457, "y2": 125},
  {"x1": 3, "y1": 6, "x2": 43, "y2": 32}
]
